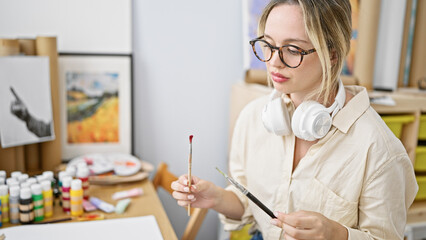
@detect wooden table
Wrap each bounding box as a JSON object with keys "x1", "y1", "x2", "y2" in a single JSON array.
[{"x1": 3, "y1": 179, "x2": 178, "y2": 240}]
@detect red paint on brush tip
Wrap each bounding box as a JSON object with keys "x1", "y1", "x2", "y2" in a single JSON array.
[{"x1": 189, "y1": 135, "x2": 193, "y2": 143}]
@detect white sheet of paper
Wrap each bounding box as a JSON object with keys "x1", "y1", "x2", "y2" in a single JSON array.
[{"x1": 0, "y1": 215, "x2": 164, "y2": 240}]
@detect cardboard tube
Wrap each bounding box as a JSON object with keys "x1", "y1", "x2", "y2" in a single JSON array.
[
  {"x1": 0, "y1": 39, "x2": 19, "y2": 56},
  {"x1": 0, "y1": 39, "x2": 21, "y2": 173},
  {"x1": 353, "y1": 0, "x2": 381, "y2": 90},
  {"x1": 0, "y1": 143, "x2": 16, "y2": 174},
  {"x1": 18, "y1": 38, "x2": 42, "y2": 172},
  {"x1": 18, "y1": 39, "x2": 36, "y2": 56},
  {"x1": 36, "y1": 36, "x2": 62, "y2": 170}
]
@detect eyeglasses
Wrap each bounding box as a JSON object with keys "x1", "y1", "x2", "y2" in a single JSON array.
[{"x1": 249, "y1": 36, "x2": 316, "y2": 68}]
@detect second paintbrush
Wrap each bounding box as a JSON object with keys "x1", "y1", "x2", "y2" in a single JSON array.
[{"x1": 216, "y1": 167, "x2": 276, "y2": 219}]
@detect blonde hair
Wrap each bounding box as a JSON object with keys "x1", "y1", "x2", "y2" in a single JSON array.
[{"x1": 258, "y1": 0, "x2": 352, "y2": 105}]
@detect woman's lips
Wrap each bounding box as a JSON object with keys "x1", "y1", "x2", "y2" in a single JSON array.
[{"x1": 270, "y1": 72, "x2": 289, "y2": 83}]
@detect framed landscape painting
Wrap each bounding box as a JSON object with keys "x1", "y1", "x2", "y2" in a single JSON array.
[{"x1": 58, "y1": 55, "x2": 131, "y2": 160}]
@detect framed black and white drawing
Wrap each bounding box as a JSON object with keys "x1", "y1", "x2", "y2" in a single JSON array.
[{"x1": 58, "y1": 55, "x2": 131, "y2": 160}]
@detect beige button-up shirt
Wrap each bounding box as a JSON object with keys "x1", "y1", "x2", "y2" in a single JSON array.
[{"x1": 220, "y1": 86, "x2": 418, "y2": 240}]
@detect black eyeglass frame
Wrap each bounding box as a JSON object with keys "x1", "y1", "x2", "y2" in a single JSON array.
[{"x1": 249, "y1": 36, "x2": 316, "y2": 68}]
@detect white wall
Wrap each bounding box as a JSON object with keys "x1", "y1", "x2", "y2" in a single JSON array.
[
  {"x1": 132, "y1": 1, "x2": 244, "y2": 239},
  {"x1": 0, "y1": 0, "x2": 132, "y2": 53}
]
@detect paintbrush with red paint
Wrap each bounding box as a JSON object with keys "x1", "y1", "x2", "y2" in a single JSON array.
[{"x1": 188, "y1": 135, "x2": 193, "y2": 216}]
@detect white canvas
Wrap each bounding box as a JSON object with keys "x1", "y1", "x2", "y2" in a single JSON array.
[
  {"x1": 0, "y1": 56, "x2": 55, "y2": 148},
  {"x1": 0, "y1": 215, "x2": 163, "y2": 240}
]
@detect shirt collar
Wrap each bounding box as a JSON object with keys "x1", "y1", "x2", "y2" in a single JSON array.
[{"x1": 333, "y1": 85, "x2": 370, "y2": 133}]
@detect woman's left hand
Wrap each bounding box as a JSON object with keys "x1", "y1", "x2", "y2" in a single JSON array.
[{"x1": 270, "y1": 210, "x2": 348, "y2": 240}]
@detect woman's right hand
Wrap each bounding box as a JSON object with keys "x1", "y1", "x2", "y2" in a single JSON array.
[{"x1": 171, "y1": 174, "x2": 222, "y2": 209}]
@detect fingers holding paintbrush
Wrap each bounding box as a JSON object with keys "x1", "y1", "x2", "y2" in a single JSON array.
[{"x1": 187, "y1": 135, "x2": 193, "y2": 216}]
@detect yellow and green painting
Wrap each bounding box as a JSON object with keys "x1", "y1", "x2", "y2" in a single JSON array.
[{"x1": 65, "y1": 72, "x2": 120, "y2": 143}]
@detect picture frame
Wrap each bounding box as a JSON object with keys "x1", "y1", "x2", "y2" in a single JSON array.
[{"x1": 58, "y1": 55, "x2": 132, "y2": 160}]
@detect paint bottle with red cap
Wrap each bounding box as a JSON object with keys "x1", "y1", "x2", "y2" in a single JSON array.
[
  {"x1": 77, "y1": 166, "x2": 90, "y2": 200},
  {"x1": 61, "y1": 176, "x2": 72, "y2": 213}
]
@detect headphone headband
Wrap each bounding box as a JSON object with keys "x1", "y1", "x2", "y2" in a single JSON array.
[{"x1": 326, "y1": 80, "x2": 345, "y2": 117}]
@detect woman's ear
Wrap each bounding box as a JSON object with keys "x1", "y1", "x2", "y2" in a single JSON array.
[{"x1": 330, "y1": 49, "x2": 338, "y2": 65}]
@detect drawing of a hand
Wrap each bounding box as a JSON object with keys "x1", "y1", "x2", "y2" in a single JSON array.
[{"x1": 10, "y1": 87, "x2": 29, "y2": 122}]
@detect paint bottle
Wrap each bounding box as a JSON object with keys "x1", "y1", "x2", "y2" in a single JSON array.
[
  {"x1": 70, "y1": 179, "x2": 83, "y2": 217},
  {"x1": 0, "y1": 171, "x2": 6, "y2": 181},
  {"x1": 41, "y1": 180, "x2": 53, "y2": 218},
  {"x1": 11, "y1": 171, "x2": 22, "y2": 181},
  {"x1": 20, "y1": 182, "x2": 31, "y2": 189},
  {"x1": 19, "y1": 188, "x2": 34, "y2": 224},
  {"x1": 62, "y1": 176, "x2": 72, "y2": 213},
  {"x1": 77, "y1": 166, "x2": 90, "y2": 200},
  {"x1": 31, "y1": 184, "x2": 44, "y2": 222},
  {"x1": 36, "y1": 175, "x2": 47, "y2": 184},
  {"x1": 0, "y1": 185, "x2": 9, "y2": 223},
  {"x1": 6, "y1": 178, "x2": 18, "y2": 188},
  {"x1": 43, "y1": 171, "x2": 55, "y2": 188},
  {"x1": 9, "y1": 186, "x2": 20, "y2": 224},
  {"x1": 18, "y1": 174, "x2": 29, "y2": 183},
  {"x1": 65, "y1": 165, "x2": 77, "y2": 178},
  {"x1": 0, "y1": 199, "x2": 2, "y2": 227},
  {"x1": 58, "y1": 171, "x2": 70, "y2": 193},
  {"x1": 0, "y1": 177, "x2": 5, "y2": 185},
  {"x1": 26, "y1": 177, "x2": 37, "y2": 187}
]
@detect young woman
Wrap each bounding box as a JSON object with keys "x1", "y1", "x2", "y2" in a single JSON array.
[{"x1": 171, "y1": 0, "x2": 418, "y2": 239}]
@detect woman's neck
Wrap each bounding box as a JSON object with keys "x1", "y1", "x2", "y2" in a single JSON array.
[{"x1": 289, "y1": 83, "x2": 339, "y2": 108}]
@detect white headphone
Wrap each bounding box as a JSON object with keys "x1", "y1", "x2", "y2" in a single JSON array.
[{"x1": 262, "y1": 80, "x2": 345, "y2": 141}]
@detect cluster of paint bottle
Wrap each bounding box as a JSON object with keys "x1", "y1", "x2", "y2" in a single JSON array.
[
  {"x1": 0, "y1": 170, "x2": 55, "y2": 225},
  {"x1": 57, "y1": 163, "x2": 90, "y2": 216}
]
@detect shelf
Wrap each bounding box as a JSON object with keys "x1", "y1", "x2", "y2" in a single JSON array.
[{"x1": 408, "y1": 201, "x2": 426, "y2": 224}]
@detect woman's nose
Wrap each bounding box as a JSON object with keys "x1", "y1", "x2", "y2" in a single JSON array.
[{"x1": 269, "y1": 50, "x2": 285, "y2": 68}]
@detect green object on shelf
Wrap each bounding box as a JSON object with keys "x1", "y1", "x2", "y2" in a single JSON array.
[
  {"x1": 415, "y1": 146, "x2": 426, "y2": 172},
  {"x1": 381, "y1": 115, "x2": 415, "y2": 139},
  {"x1": 418, "y1": 115, "x2": 426, "y2": 140},
  {"x1": 415, "y1": 175, "x2": 426, "y2": 200}
]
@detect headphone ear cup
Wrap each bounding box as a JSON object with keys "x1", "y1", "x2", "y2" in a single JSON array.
[
  {"x1": 291, "y1": 103, "x2": 304, "y2": 138},
  {"x1": 292, "y1": 101, "x2": 329, "y2": 141},
  {"x1": 262, "y1": 93, "x2": 291, "y2": 136}
]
